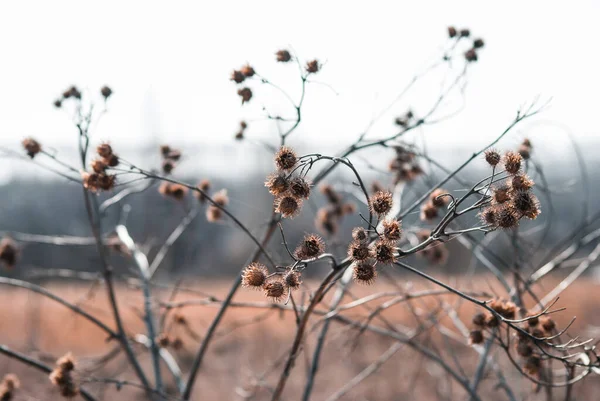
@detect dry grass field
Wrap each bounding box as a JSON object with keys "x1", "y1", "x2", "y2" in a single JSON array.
[{"x1": 1, "y1": 275, "x2": 599, "y2": 400}]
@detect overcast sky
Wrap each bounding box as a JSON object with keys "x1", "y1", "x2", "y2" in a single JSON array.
[{"x1": 0, "y1": 1, "x2": 599, "y2": 178}]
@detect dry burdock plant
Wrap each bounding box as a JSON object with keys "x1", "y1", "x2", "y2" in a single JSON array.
[{"x1": 0, "y1": 25, "x2": 598, "y2": 401}]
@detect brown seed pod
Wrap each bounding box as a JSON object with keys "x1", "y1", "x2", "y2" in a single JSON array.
[
  {"x1": 485, "y1": 314, "x2": 499, "y2": 328},
  {"x1": 242, "y1": 263, "x2": 268, "y2": 288},
  {"x1": 420, "y1": 202, "x2": 439, "y2": 221},
  {"x1": 240, "y1": 64, "x2": 255, "y2": 77},
  {"x1": 194, "y1": 179, "x2": 211, "y2": 203},
  {"x1": 473, "y1": 38, "x2": 485, "y2": 49},
  {"x1": 104, "y1": 154, "x2": 119, "y2": 167},
  {"x1": 162, "y1": 159, "x2": 175, "y2": 174},
  {"x1": 91, "y1": 159, "x2": 108, "y2": 174},
  {"x1": 288, "y1": 176, "x2": 311, "y2": 199},
  {"x1": 275, "y1": 49, "x2": 292, "y2": 62},
  {"x1": 315, "y1": 207, "x2": 338, "y2": 235},
  {"x1": 524, "y1": 355, "x2": 542, "y2": 376},
  {"x1": 263, "y1": 279, "x2": 287, "y2": 302},
  {"x1": 22, "y1": 138, "x2": 42, "y2": 158},
  {"x1": 348, "y1": 240, "x2": 371, "y2": 262},
  {"x1": 465, "y1": 48, "x2": 478, "y2": 62},
  {"x1": 447, "y1": 26, "x2": 457, "y2": 38},
  {"x1": 206, "y1": 206, "x2": 223, "y2": 223},
  {"x1": 265, "y1": 173, "x2": 289, "y2": 196},
  {"x1": 518, "y1": 144, "x2": 531, "y2": 160},
  {"x1": 503, "y1": 151, "x2": 522, "y2": 175},
  {"x1": 96, "y1": 143, "x2": 113, "y2": 159},
  {"x1": 496, "y1": 206, "x2": 519, "y2": 229},
  {"x1": 294, "y1": 234, "x2": 325, "y2": 260},
  {"x1": 373, "y1": 240, "x2": 396, "y2": 264},
  {"x1": 429, "y1": 189, "x2": 449, "y2": 208},
  {"x1": 381, "y1": 219, "x2": 402, "y2": 242},
  {"x1": 213, "y1": 189, "x2": 229, "y2": 207},
  {"x1": 478, "y1": 207, "x2": 497, "y2": 226},
  {"x1": 57, "y1": 353, "x2": 76, "y2": 372},
  {"x1": 275, "y1": 195, "x2": 302, "y2": 218},
  {"x1": 284, "y1": 271, "x2": 302, "y2": 290},
  {"x1": 472, "y1": 312, "x2": 486, "y2": 327},
  {"x1": 352, "y1": 227, "x2": 369, "y2": 243},
  {"x1": 237, "y1": 87, "x2": 252, "y2": 104},
  {"x1": 230, "y1": 70, "x2": 245, "y2": 83},
  {"x1": 460, "y1": 28, "x2": 470, "y2": 37},
  {"x1": 305, "y1": 59, "x2": 320, "y2": 74},
  {"x1": 484, "y1": 149, "x2": 501, "y2": 167},
  {"x1": 511, "y1": 190, "x2": 540, "y2": 219},
  {"x1": 469, "y1": 330, "x2": 484, "y2": 345},
  {"x1": 352, "y1": 261, "x2": 377, "y2": 285},
  {"x1": 509, "y1": 174, "x2": 534, "y2": 191},
  {"x1": 369, "y1": 190, "x2": 393, "y2": 217},
  {"x1": 517, "y1": 340, "x2": 533, "y2": 357},
  {"x1": 492, "y1": 185, "x2": 511, "y2": 204},
  {"x1": 540, "y1": 317, "x2": 556, "y2": 333},
  {"x1": 100, "y1": 86, "x2": 112, "y2": 98},
  {"x1": 274, "y1": 146, "x2": 298, "y2": 172}
]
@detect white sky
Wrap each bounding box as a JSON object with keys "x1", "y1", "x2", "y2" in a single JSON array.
[{"x1": 0, "y1": 1, "x2": 599, "y2": 172}]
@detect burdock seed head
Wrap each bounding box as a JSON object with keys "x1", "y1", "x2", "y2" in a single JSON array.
[
  {"x1": 265, "y1": 173, "x2": 289, "y2": 196},
  {"x1": 288, "y1": 176, "x2": 311, "y2": 199},
  {"x1": 294, "y1": 233, "x2": 325, "y2": 260},
  {"x1": 275, "y1": 195, "x2": 302, "y2": 218},
  {"x1": 242, "y1": 262, "x2": 268, "y2": 288},
  {"x1": 381, "y1": 219, "x2": 402, "y2": 242},
  {"x1": 274, "y1": 146, "x2": 298, "y2": 172},
  {"x1": 503, "y1": 151, "x2": 522, "y2": 175},
  {"x1": 369, "y1": 190, "x2": 393, "y2": 217},
  {"x1": 484, "y1": 149, "x2": 501, "y2": 167},
  {"x1": 263, "y1": 279, "x2": 287, "y2": 302},
  {"x1": 352, "y1": 261, "x2": 377, "y2": 285}
]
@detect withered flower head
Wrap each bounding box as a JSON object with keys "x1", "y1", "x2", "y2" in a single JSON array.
[
  {"x1": 242, "y1": 262, "x2": 268, "y2": 288},
  {"x1": 160, "y1": 145, "x2": 171, "y2": 157},
  {"x1": 213, "y1": 189, "x2": 229, "y2": 207},
  {"x1": 420, "y1": 202, "x2": 439, "y2": 221},
  {"x1": 57, "y1": 353, "x2": 76, "y2": 372},
  {"x1": 265, "y1": 173, "x2": 289, "y2": 196},
  {"x1": 447, "y1": 26, "x2": 457, "y2": 38},
  {"x1": 430, "y1": 188, "x2": 449, "y2": 208},
  {"x1": 100, "y1": 86, "x2": 112, "y2": 98},
  {"x1": 96, "y1": 143, "x2": 113, "y2": 159},
  {"x1": 478, "y1": 207, "x2": 497, "y2": 226},
  {"x1": 240, "y1": 64, "x2": 255, "y2": 77},
  {"x1": 235, "y1": 130, "x2": 244, "y2": 140},
  {"x1": 320, "y1": 184, "x2": 341, "y2": 204},
  {"x1": 541, "y1": 317, "x2": 556, "y2": 333},
  {"x1": 194, "y1": 179, "x2": 211, "y2": 203},
  {"x1": 22, "y1": 137, "x2": 42, "y2": 158},
  {"x1": 158, "y1": 182, "x2": 188, "y2": 200},
  {"x1": 524, "y1": 355, "x2": 542, "y2": 376},
  {"x1": 353, "y1": 261, "x2": 377, "y2": 284},
  {"x1": 237, "y1": 87, "x2": 253, "y2": 104},
  {"x1": 295, "y1": 233, "x2": 325, "y2": 260},
  {"x1": 275, "y1": 49, "x2": 292, "y2": 62},
  {"x1": 465, "y1": 48, "x2": 478, "y2": 62},
  {"x1": 496, "y1": 206, "x2": 519, "y2": 229},
  {"x1": 492, "y1": 184, "x2": 511, "y2": 205},
  {"x1": 373, "y1": 240, "x2": 396, "y2": 264},
  {"x1": 162, "y1": 159, "x2": 175, "y2": 174},
  {"x1": 104, "y1": 154, "x2": 119, "y2": 167},
  {"x1": 503, "y1": 151, "x2": 522, "y2": 175},
  {"x1": 473, "y1": 38, "x2": 485, "y2": 49},
  {"x1": 275, "y1": 195, "x2": 302, "y2": 218},
  {"x1": 472, "y1": 312, "x2": 486, "y2": 327},
  {"x1": 348, "y1": 240, "x2": 372, "y2": 262},
  {"x1": 517, "y1": 340, "x2": 533, "y2": 357},
  {"x1": 469, "y1": 330, "x2": 484, "y2": 345},
  {"x1": 91, "y1": 159, "x2": 108, "y2": 173},
  {"x1": 63, "y1": 85, "x2": 81, "y2": 99},
  {"x1": 510, "y1": 174, "x2": 534, "y2": 191},
  {"x1": 284, "y1": 271, "x2": 302, "y2": 290},
  {"x1": 0, "y1": 238, "x2": 18, "y2": 269},
  {"x1": 315, "y1": 207, "x2": 337, "y2": 235},
  {"x1": 352, "y1": 227, "x2": 369, "y2": 243},
  {"x1": 511, "y1": 190, "x2": 540, "y2": 219},
  {"x1": 484, "y1": 149, "x2": 501, "y2": 167},
  {"x1": 489, "y1": 299, "x2": 517, "y2": 319},
  {"x1": 263, "y1": 279, "x2": 287, "y2": 302},
  {"x1": 97, "y1": 173, "x2": 116, "y2": 191},
  {"x1": 206, "y1": 206, "x2": 223, "y2": 222},
  {"x1": 381, "y1": 219, "x2": 402, "y2": 242},
  {"x1": 274, "y1": 146, "x2": 298, "y2": 172},
  {"x1": 369, "y1": 190, "x2": 393, "y2": 216},
  {"x1": 54, "y1": 99, "x2": 62, "y2": 108},
  {"x1": 288, "y1": 176, "x2": 311, "y2": 199},
  {"x1": 82, "y1": 172, "x2": 115, "y2": 192},
  {"x1": 230, "y1": 70, "x2": 245, "y2": 83},
  {"x1": 305, "y1": 59, "x2": 320, "y2": 74},
  {"x1": 518, "y1": 144, "x2": 531, "y2": 160},
  {"x1": 1, "y1": 373, "x2": 20, "y2": 399},
  {"x1": 460, "y1": 28, "x2": 471, "y2": 37}
]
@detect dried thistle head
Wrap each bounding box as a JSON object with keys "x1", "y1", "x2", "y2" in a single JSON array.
[
  {"x1": 57, "y1": 353, "x2": 76, "y2": 372},
  {"x1": 352, "y1": 227, "x2": 369, "y2": 243},
  {"x1": 288, "y1": 176, "x2": 311, "y2": 199},
  {"x1": 263, "y1": 279, "x2": 287, "y2": 302},
  {"x1": 194, "y1": 179, "x2": 211, "y2": 203},
  {"x1": 352, "y1": 261, "x2": 377, "y2": 285},
  {"x1": 469, "y1": 330, "x2": 484, "y2": 345},
  {"x1": 381, "y1": 219, "x2": 402, "y2": 242},
  {"x1": 171, "y1": 337, "x2": 184, "y2": 350},
  {"x1": 237, "y1": 87, "x2": 252, "y2": 104},
  {"x1": 485, "y1": 313, "x2": 499, "y2": 328},
  {"x1": 429, "y1": 188, "x2": 449, "y2": 208},
  {"x1": 275, "y1": 49, "x2": 292, "y2": 62},
  {"x1": 230, "y1": 70, "x2": 245, "y2": 83},
  {"x1": 242, "y1": 262, "x2": 268, "y2": 288},
  {"x1": 206, "y1": 206, "x2": 223, "y2": 223},
  {"x1": 518, "y1": 144, "x2": 531, "y2": 160},
  {"x1": 348, "y1": 240, "x2": 372, "y2": 262},
  {"x1": 315, "y1": 207, "x2": 337, "y2": 235},
  {"x1": 91, "y1": 159, "x2": 108, "y2": 174},
  {"x1": 160, "y1": 145, "x2": 171, "y2": 156},
  {"x1": 0, "y1": 238, "x2": 18, "y2": 269},
  {"x1": 509, "y1": 174, "x2": 534, "y2": 191},
  {"x1": 22, "y1": 138, "x2": 41, "y2": 158},
  {"x1": 54, "y1": 99, "x2": 62, "y2": 108},
  {"x1": 213, "y1": 189, "x2": 229, "y2": 207},
  {"x1": 517, "y1": 340, "x2": 533, "y2": 357},
  {"x1": 264, "y1": 173, "x2": 289, "y2": 196},
  {"x1": 369, "y1": 190, "x2": 393, "y2": 217},
  {"x1": 492, "y1": 184, "x2": 511, "y2": 205},
  {"x1": 478, "y1": 207, "x2": 497, "y2": 226},
  {"x1": 294, "y1": 234, "x2": 325, "y2": 260},
  {"x1": 240, "y1": 64, "x2": 255, "y2": 77},
  {"x1": 162, "y1": 159, "x2": 175, "y2": 174},
  {"x1": 96, "y1": 143, "x2": 113, "y2": 159},
  {"x1": 320, "y1": 184, "x2": 341, "y2": 204},
  {"x1": 460, "y1": 28, "x2": 471, "y2": 37},
  {"x1": 158, "y1": 182, "x2": 188, "y2": 200},
  {"x1": 465, "y1": 48, "x2": 478, "y2": 62},
  {"x1": 495, "y1": 206, "x2": 519, "y2": 229},
  {"x1": 511, "y1": 190, "x2": 540, "y2": 219},
  {"x1": 447, "y1": 26, "x2": 457, "y2": 38},
  {"x1": 284, "y1": 271, "x2": 302, "y2": 290},
  {"x1": 275, "y1": 195, "x2": 302, "y2": 218},
  {"x1": 104, "y1": 154, "x2": 119, "y2": 167},
  {"x1": 489, "y1": 299, "x2": 517, "y2": 319},
  {"x1": 97, "y1": 173, "x2": 116, "y2": 191},
  {"x1": 373, "y1": 240, "x2": 396, "y2": 264},
  {"x1": 305, "y1": 59, "x2": 320, "y2": 74},
  {"x1": 63, "y1": 85, "x2": 81, "y2": 99},
  {"x1": 472, "y1": 313, "x2": 486, "y2": 327},
  {"x1": 100, "y1": 86, "x2": 112, "y2": 98},
  {"x1": 540, "y1": 317, "x2": 556, "y2": 333},
  {"x1": 473, "y1": 38, "x2": 484, "y2": 49},
  {"x1": 503, "y1": 151, "x2": 522, "y2": 175},
  {"x1": 484, "y1": 149, "x2": 501, "y2": 167},
  {"x1": 274, "y1": 146, "x2": 298, "y2": 172},
  {"x1": 420, "y1": 202, "x2": 439, "y2": 221}
]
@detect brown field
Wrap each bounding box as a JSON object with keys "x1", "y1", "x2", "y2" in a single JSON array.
[{"x1": 1, "y1": 276, "x2": 600, "y2": 400}]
